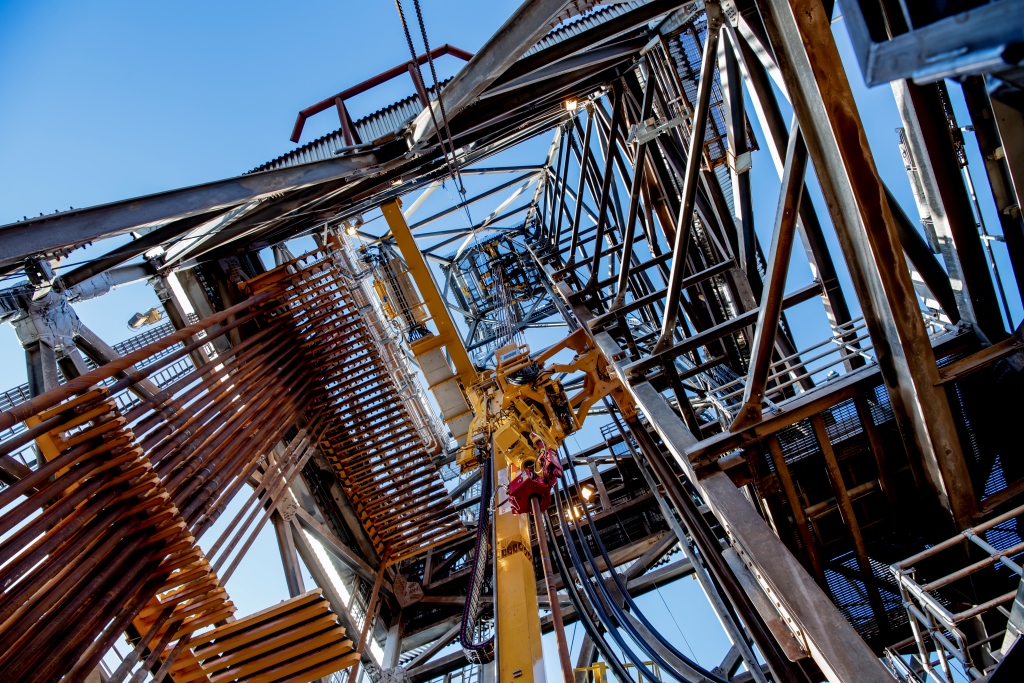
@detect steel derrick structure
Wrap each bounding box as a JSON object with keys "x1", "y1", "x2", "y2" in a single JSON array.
[{"x1": 1, "y1": 0, "x2": 1024, "y2": 682}]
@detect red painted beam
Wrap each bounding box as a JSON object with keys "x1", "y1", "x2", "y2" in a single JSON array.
[{"x1": 289, "y1": 44, "x2": 474, "y2": 143}]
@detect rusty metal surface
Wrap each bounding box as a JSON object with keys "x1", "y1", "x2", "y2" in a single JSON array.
[
  {"x1": 259, "y1": 251, "x2": 466, "y2": 566},
  {"x1": 0, "y1": 253, "x2": 463, "y2": 681},
  {"x1": 180, "y1": 590, "x2": 358, "y2": 683}
]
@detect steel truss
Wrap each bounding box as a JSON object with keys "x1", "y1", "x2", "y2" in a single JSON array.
[{"x1": 1, "y1": 1, "x2": 1024, "y2": 682}]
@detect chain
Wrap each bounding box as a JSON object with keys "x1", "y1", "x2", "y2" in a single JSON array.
[
  {"x1": 394, "y1": 0, "x2": 473, "y2": 226},
  {"x1": 412, "y1": 0, "x2": 467, "y2": 202}
]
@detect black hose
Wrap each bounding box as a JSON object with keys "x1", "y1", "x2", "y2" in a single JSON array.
[
  {"x1": 556, "y1": 472, "x2": 723, "y2": 683},
  {"x1": 562, "y1": 462, "x2": 729, "y2": 683},
  {"x1": 553, "y1": 485, "x2": 707, "y2": 683},
  {"x1": 545, "y1": 514, "x2": 637, "y2": 683},
  {"x1": 460, "y1": 458, "x2": 495, "y2": 662},
  {"x1": 625, "y1": 419, "x2": 802, "y2": 683}
]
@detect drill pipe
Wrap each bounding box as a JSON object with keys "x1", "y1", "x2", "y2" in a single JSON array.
[
  {"x1": 203, "y1": 420, "x2": 323, "y2": 560},
  {"x1": 145, "y1": 352, "x2": 305, "y2": 478},
  {"x1": 0, "y1": 290, "x2": 276, "y2": 432},
  {"x1": 123, "y1": 320, "x2": 291, "y2": 427},
  {"x1": 178, "y1": 383, "x2": 314, "y2": 527},
  {"x1": 190, "y1": 413, "x2": 327, "y2": 542},
  {"x1": 165, "y1": 366, "x2": 311, "y2": 505},
  {"x1": 139, "y1": 339, "x2": 301, "y2": 457},
  {"x1": 217, "y1": 438, "x2": 320, "y2": 582}
]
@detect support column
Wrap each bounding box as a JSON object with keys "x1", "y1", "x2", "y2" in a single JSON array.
[
  {"x1": 56, "y1": 347, "x2": 90, "y2": 381},
  {"x1": 755, "y1": 0, "x2": 977, "y2": 528},
  {"x1": 961, "y1": 77, "x2": 1024, "y2": 311},
  {"x1": 726, "y1": 22, "x2": 856, "y2": 334},
  {"x1": 24, "y1": 340, "x2": 59, "y2": 397},
  {"x1": 718, "y1": 28, "x2": 759, "y2": 297},
  {"x1": 290, "y1": 517, "x2": 377, "y2": 671},
  {"x1": 326, "y1": 468, "x2": 383, "y2": 567},
  {"x1": 585, "y1": 460, "x2": 611, "y2": 511},
  {"x1": 892, "y1": 80, "x2": 1007, "y2": 341},
  {"x1": 381, "y1": 611, "x2": 405, "y2": 671},
  {"x1": 990, "y1": 94, "x2": 1024, "y2": 280},
  {"x1": 74, "y1": 322, "x2": 162, "y2": 399},
  {"x1": 153, "y1": 274, "x2": 210, "y2": 368},
  {"x1": 274, "y1": 511, "x2": 305, "y2": 598},
  {"x1": 176, "y1": 268, "x2": 232, "y2": 355}
]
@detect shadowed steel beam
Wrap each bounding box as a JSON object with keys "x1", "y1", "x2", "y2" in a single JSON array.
[
  {"x1": 551, "y1": 125, "x2": 573, "y2": 249},
  {"x1": 482, "y1": 176, "x2": 538, "y2": 228},
  {"x1": 718, "y1": 27, "x2": 759, "y2": 298},
  {"x1": 726, "y1": 20, "x2": 857, "y2": 336},
  {"x1": 755, "y1": 0, "x2": 977, "y2": 529},
  {"x1": 75, "y1": 323, "x2": 161, "y2": 400},
  {"x1": 885, "y1": 184, "x2": 961, "y2": 322},
  {"x1": 406, "y1": 172, "x2": 538, "y2": 231},
  {"x1": 731, "y1": 127, "x2": 806, "y2": 431},
  {"x1": 543, "y1": 126, "x2": 561, "y2": 235},
  {"x1": 493, "y1": 0, "x2": 686, "y2": 91},
  {"x1": 961, "y1": 77, "x2": 1024, "y2": 310},
  {"x1": 421, "y1": 206, "x2": 531, "y2": 254},
  {"x1": 893, "y1": 79, "x2": 1006, "y2": 341},
  {"x1": 484, "y1": 38, "x2": 648, "y2": 99},
  {"x1": 417, "y1": 225, "x2": 520, "y2": 240},
  {"x1": 0, "y1": 153, "x2": 377, "y2": 269},
  {"x1": 404, "y1": 181, "x2": 442, "y2": 220},
  {"x1": 610, "y1": 64, "x2": 656, "y2": 310},
  {"x1": 652, "y1": 1, "x2": 723, "y2": 354},
  {"x1": 410, "y1": 0, "x2": 572, "y2": 145},
  {"x1": 584, "y1": 82, "x2": 625, "y2": 292},
  {"x1": 567, "y1": 106, "x2": 596, "y2": 265},
  {"x1": 460, "y1": 165, "x2": 546, "y2": 174},
  {"x1": 549, "y1": 176, "x2": 599, "y2": 233},
  {"x1": 273, "y1": 512, "x2": 305, "y2": 598},
  {"x1": 58, "y1": 210, "x2": 226, "y2": 288}
]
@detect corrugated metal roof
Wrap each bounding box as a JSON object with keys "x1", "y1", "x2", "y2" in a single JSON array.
[
  {"x1": 522, "y1": 1, "x2": 654, "y2": 58},
  {"x1": 250, "y1": 81, "x2": 448, "y2": 174}
]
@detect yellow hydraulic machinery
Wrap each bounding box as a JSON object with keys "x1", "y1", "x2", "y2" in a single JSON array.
[
  {"x1": 456, "y1": 329, "x2": 635, "y2": 683},
  {"x1": 376, "y1": 197, "x2": 635, "y2": 683},
  {"x1": 458, "y1": 327, "x2": 634, "y2": 497},
  {"x1": 379, "y1": 200, "x2": 478, "y2": 446}
]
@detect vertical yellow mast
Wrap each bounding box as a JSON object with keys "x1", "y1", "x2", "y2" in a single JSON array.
[
  {"x1": 493, "y1": 444, "x2": 547, "y2": 683},
  {"x1": 381, "y1": 199, "x2": 548, "y2": 683}
]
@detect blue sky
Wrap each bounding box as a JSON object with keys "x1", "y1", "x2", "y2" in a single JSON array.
[{"x1": 1, "y1": 0, "x2": 1019, "y2": 679}]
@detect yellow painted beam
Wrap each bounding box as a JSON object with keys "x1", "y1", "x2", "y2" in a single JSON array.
[{"x1": 380, "y1": 199, "x2": 477, "y2": 384}]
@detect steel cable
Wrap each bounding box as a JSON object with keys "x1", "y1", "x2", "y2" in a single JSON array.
[
  {"x1": 411, "y1": 0, "x2": 468, "y2": 202},
  {"x1": 394, "y1": 0, "x2": 473, "y2": 227}
]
